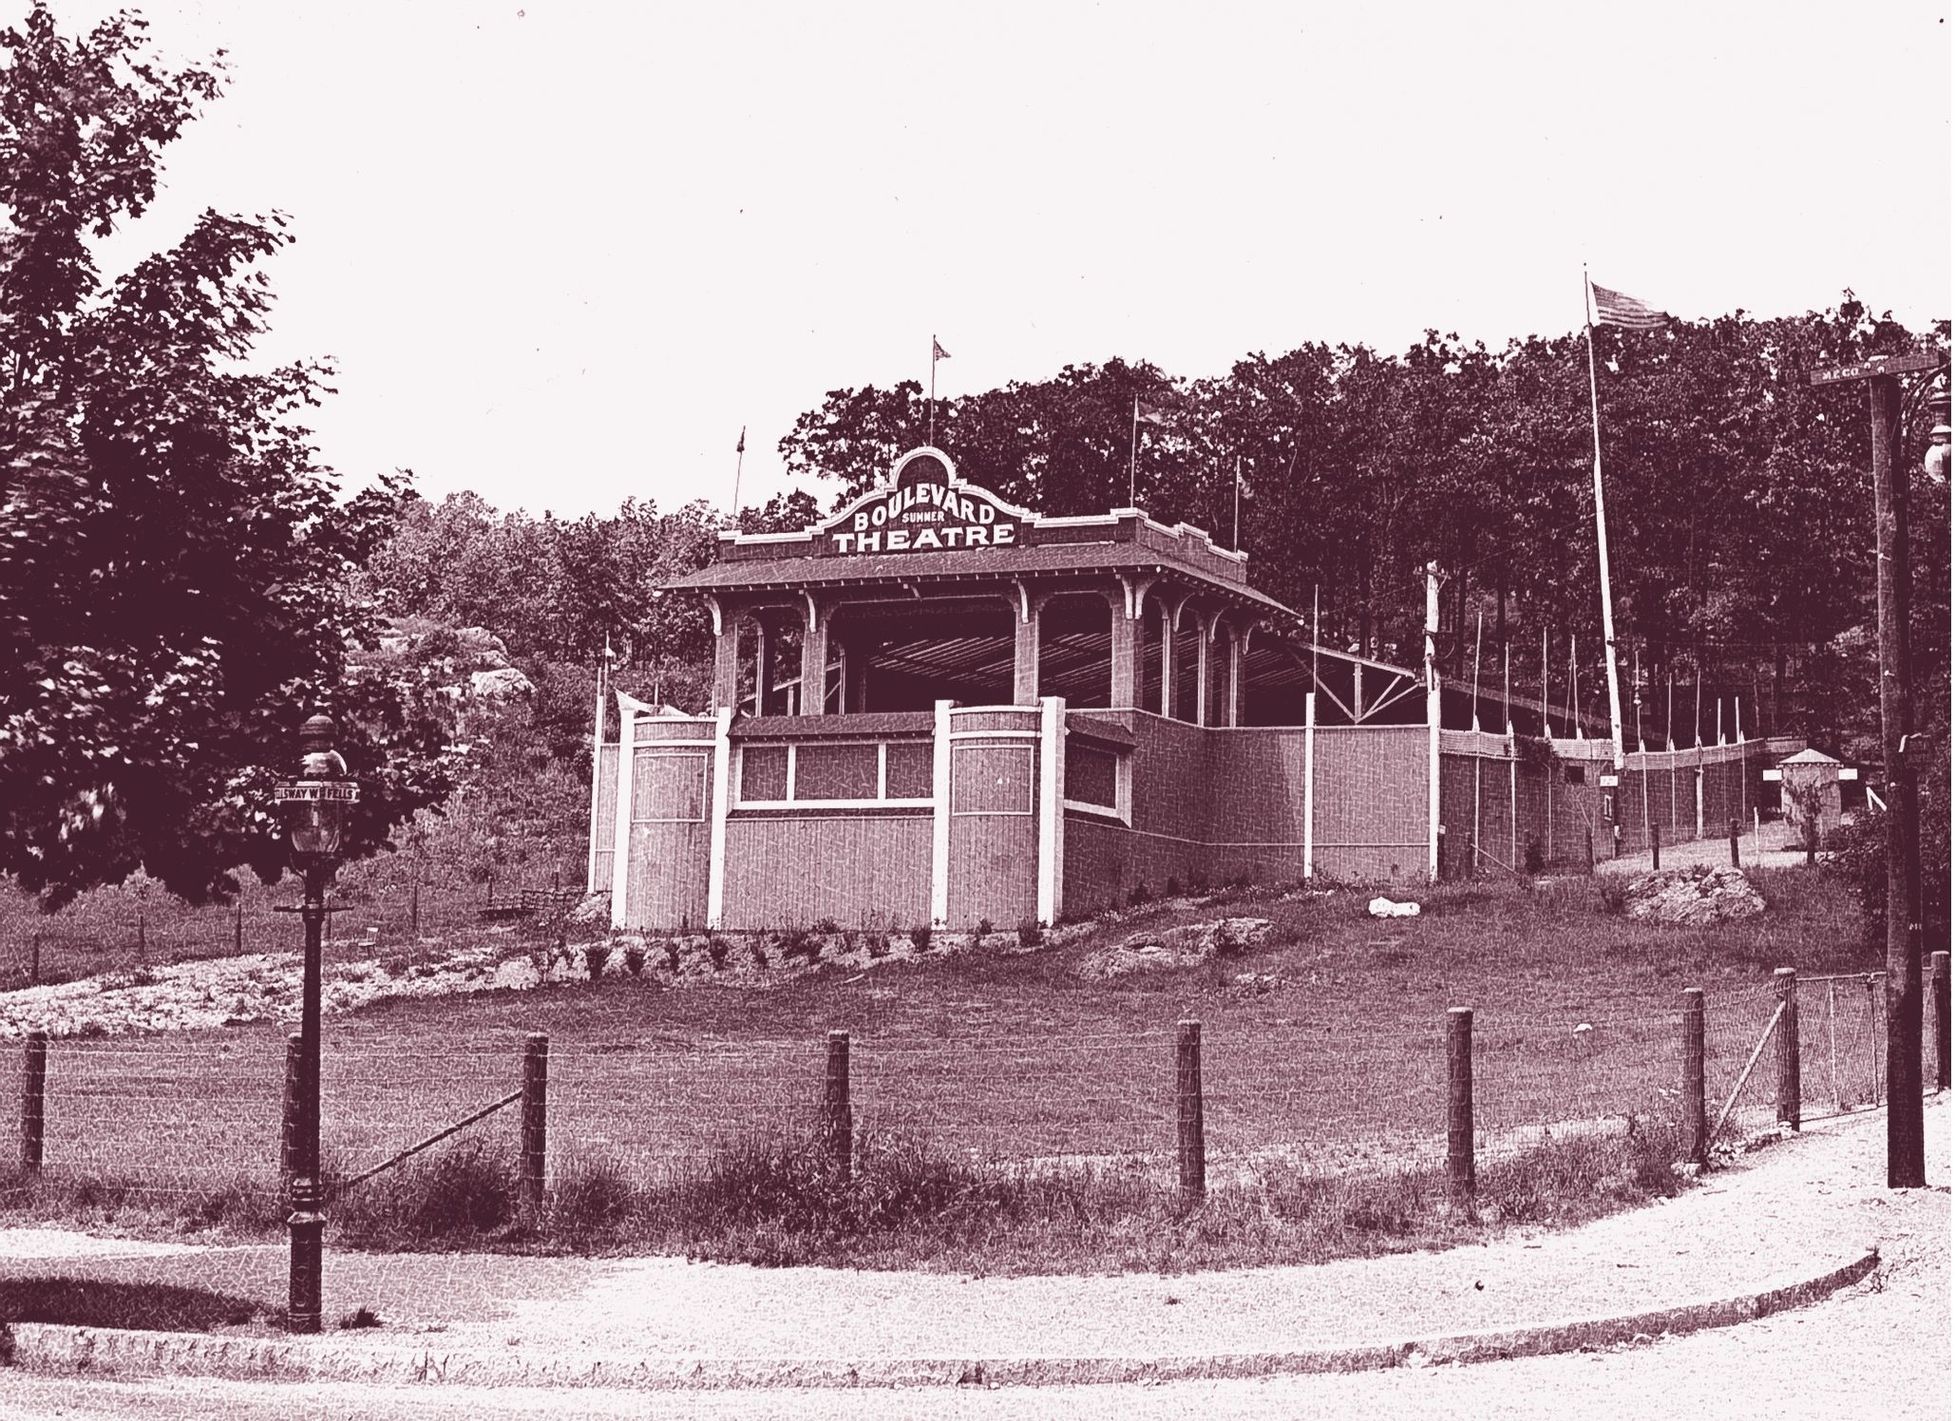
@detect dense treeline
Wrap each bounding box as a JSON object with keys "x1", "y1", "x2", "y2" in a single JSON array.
[{"x1": 366, "y1": 299, "x2": 1948, "y2": 764}]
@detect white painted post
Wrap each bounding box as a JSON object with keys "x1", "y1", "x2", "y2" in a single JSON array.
[
  {"x1": 1303, "y1": 690, "x2": 1316, "y2": 880},
  {"x1": 705, "y1": 706, "x2": 733, "y2": 929},
  {"x1": 609, "y1": 695, "x2": 638, "y2": 929},
  {"x1": 1426, "y1": 564, "x2": 1442, "y2": 881},
  {"x1": 930, "y1": 699, "x2": 953, "y2": 928},
  {"x1": 1036, "y1": 696, "x2": 1065, "y2": 925}
]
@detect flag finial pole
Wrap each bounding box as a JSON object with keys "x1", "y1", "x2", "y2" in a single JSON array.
[
  {"x1": 1583, "y1": 268, "x2": 1628, "y2": 769},
  {"x1": 732, "y1": 426, "x2": 746, "y2": 515}
]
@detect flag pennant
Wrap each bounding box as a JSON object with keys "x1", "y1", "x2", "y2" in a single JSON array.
[
  {"x1": 1237, "y1": 466, "x2": 1253, "y2": 499},
  {"x1": 1136, "y1": 397, "x2": 1170, "y2": 427},
  {"x1": 735, "y1": 426, "x2": 746, "y2": 454},
  {"x1": 932, "y1": 337, "x2": 951, "y2": 361},
  {"x1": 1591, "y1": 282, "x2": 1668, "y2": 330}
]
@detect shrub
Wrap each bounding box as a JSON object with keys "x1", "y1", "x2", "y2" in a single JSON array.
[
  {"x1": 622, "y1": 943, "x2": 646, "y2": 976},
  {"x1": 1523, "y1": 835, "x2": 1545, "y2": 875},
  {"x1": 741, "y1": 936, "x2": 763, "y2": 969},
  {"x1": 1016, "y1": 917, "x2": 1044, "y2": 948},
  {"x1": 1596, "y1": 876, "x2": 1628, "y2": 914},
  {"x1": 583, "y1": 944, "x2": 612, "y2": 981},
  {"x1": 1126, "y1": 882, "x2": 1152, "y2": 907},
  {"x1": 973, "y1": 917, "x2": 994, "y2": 941},
  {"x1": 666, "y1": 937, "x2": 685, "y2": 971},
  {"x1": 332, "y1": 1142, "x2": 516, "y2": 1247},
  {"x1": 912, "y1": 923, "x2": 933, "y2": 953},
  {"x1": 812, "y1": 916, "x2": 841, "y2": 936},
  {"x1": 546, "y1": 1154, "x2": 640, "y2": 1236},
  {"x1": 1164, "y1": 876, "x2": 1182, "y2": 899}
]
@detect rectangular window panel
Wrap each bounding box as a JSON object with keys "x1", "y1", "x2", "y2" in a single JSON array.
[
  {"x1": 1563, "y1": 764, "x2": 1587, "y2": 786},
  {"x1": 632, "y1": 752, "x2": 708, "y2": 822},
  {"x1": 952, "y1": 743, "x2": 1034, "y2": 815},
  {"x1": 884, "y1": 741, "x2": 934, "y2": 799},
  {"x1": 740, "y1": 744, "x2": 790, "y2": 802},
  {"x1": 793, "y1": 742, "x2": 879, "y2": 801},
  {"x1": 1065, "y1": 742, "x2": 1120, "y2": 809}
]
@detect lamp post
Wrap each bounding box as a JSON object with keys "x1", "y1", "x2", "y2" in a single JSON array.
[{"x1": 273, "y1": 713, "x2": 357, "y2": 1333}]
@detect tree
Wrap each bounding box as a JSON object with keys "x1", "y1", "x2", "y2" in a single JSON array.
[{"x1": 0, "y1": 5, "x2": 452, "y2": 906}]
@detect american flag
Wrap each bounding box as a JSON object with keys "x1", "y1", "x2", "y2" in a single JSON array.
[
  {"x1": 1591, "y1": 282, "x2": 1668, "y2": 330},
  {"x1": 932, "y1": 337, "x2": 951, "y2": 361}
]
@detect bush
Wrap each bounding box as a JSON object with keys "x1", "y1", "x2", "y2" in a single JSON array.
[
  {"x1": 332, "y1": 1142, "x2": 516, "y2": 1247},
  {"x1": 546, "y1": 1154, "x2": 640, "y2": 1236},
  {"x1": 622, "y1": 943, "x2": 646, "y2": 976},
  {"x1": 1016, "y1": 917, "x2": 1044, "y2": 948},
  {"x1": 911, "y1": 923, "x2": 933, "y2": 953},
  {"x1": 583, "y1": 943, "x2": 611, "y2": 981}
]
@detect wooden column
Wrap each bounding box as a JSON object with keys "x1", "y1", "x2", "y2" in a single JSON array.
[
  {"x1": 1012, "y1": 588, "x2": 1041, "y2": 706},
  {"x1": 710, "y1": 603, "x2": 741, "y2": 711},
  {"x1": 1108, "y1": 588, "x2": 1144, "y2": 710},
  {"x1": 799, "y1": 595, "x2": 830, "y2": 717}
]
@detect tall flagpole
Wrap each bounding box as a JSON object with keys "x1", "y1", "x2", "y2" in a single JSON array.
[
  {"x1": 1541, "y1": 626, "x2": 1551, "y2": 737},
  {"x1": 1129, "y1": 395, "x2": 1140, "y2": 507},
  {"x1": 929, "y1": 335, "x2": 939, "y2": 446},
  {"x1": 732, "y1": 427, "x2": 746, "y2": 514},
  {"x1": 1583, "y1": 268, "x2": 1629, "y2": 770}
]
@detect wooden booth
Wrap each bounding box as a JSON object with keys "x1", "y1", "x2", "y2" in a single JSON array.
[{"x1": 587, "y1": 446, "x2": 1784, "y2": 931}]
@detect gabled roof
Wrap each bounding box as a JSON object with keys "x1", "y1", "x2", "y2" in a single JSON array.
[{"x1": 1778, "y1": 747, "x2": 1842, "y2": 765}]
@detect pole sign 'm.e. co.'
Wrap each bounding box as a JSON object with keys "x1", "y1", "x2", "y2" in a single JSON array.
[{"x1": 822, "y1": 448, "x2": 1023, "y2": 555}]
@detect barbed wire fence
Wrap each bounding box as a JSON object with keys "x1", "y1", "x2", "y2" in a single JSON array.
[{"x1": 3, "y1": 962, "x2": 1942, "y2": 1224}]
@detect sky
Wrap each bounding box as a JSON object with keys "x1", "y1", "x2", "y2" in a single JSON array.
[{"x1": 54, "y1": 0, "x2": 1955, "y2": 519}]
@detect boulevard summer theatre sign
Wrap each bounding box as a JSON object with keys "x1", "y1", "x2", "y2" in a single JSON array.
[{"x1": 822, "y1": 448, "x2": 1026, "y2": 555}]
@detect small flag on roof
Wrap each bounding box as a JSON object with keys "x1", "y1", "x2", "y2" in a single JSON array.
[
  {"x1": 932, "y1": 337, "x2": 951, "y2": 361},
  {"x1": 1590, "y1": 282, "x2": 1668, "y2": 330}
]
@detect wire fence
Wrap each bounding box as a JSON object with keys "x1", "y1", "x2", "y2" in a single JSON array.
[
  {"x1": 0, "y1": 867, "x2": 587, "y2": 994},
  {"x1": 2, "y1": 967, "x2": 1941, "y2": 1210}
]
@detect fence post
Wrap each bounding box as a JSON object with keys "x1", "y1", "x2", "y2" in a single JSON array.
[
  {"x1": 1681, "y1": 988, "x2": 1706, "y2": 1164},
  {"x1": 235, "y1": 900, "x2": 244, "y2": 956},
  {"x1": 29, "y1": 932, "x2": 39, "y2": 987},
  {"x1": 823, "y1": 1030, "x2": 852, "y2": 1179},
  {"x1": 280, "y1": 1031, "x2": 302, "y2": 1184},
  {"x1": 21, "y1": 1030, "x2": 47, "y2": 1171},
  {"x1": 521, "y1": 1033, "x2": 548, "y2": 1209},
  {"x1": 1932, "y1": 951, "x2": 1950, "y2": 1093},
  {"x1": 1585, "y1": 828, "x2": 1595, "y2": 874},
  {"x1": 1176, "y1": 1020, "x2": 1205, "y2": 1206},
  {"x1": 1729, "y1": 818, "x2": 1740, "y2": 868},
  {"x1": 1650, "y1": 820, "x2": 1661, "y2": 871},
  {"x1": 410, "y1": 879, "x2": 421, "y2": 940},
  {"x1": 1774, "y1": 968, "x2": 1800, "y2": 1130},
  {"x1": 1446, "y1": 1007, "x2": 1475, "y2": 1205}
]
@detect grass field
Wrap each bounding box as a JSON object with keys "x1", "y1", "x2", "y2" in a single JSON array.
[{"x1": 0, "y1": 860, "x2": 1923, "y2": 1274}]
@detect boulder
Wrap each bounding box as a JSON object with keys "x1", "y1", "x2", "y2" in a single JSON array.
[
  {"x1": 1075, "y1": 917, "x2": 1272, "y2": 979},
  {"x1": 469, "y1": 667, "x2": 534, "y2": 700},
  {"x1": 1621, "y1": 865, "x2": 1765, "y2": 926}
]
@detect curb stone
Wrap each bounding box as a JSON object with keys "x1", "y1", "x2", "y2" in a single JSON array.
[{"x1": 0, "y1": 1247, "x2": 1878, "y2": 1391}]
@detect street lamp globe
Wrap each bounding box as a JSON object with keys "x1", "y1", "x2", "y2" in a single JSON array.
[{"x1": 283, "y1": 713, "x2": 352, "y2": 859}]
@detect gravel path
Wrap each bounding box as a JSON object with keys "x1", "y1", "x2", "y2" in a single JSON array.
[
  {"x1": 2, "y1": 1097, "x2": 1941, "y2": 1394},
  {"x1": 0, "y1": 1095, "x2": 1944, "y2": 1419}
]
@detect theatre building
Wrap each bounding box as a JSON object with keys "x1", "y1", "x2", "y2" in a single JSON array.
[{"x1": 588, "y1": 447, "x2": 1789, "y2": 932}]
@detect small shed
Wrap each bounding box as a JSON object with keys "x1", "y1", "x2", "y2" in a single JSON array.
[{"x1": 1773, "y1": 748, "x2": 1853, "y2": 846}]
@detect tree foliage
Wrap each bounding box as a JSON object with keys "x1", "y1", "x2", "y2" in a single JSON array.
[{"x1": 0, "y1": 5, "x2": 452, "y2": 906}]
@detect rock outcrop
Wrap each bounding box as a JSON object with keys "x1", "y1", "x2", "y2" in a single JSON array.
[{"x1": 1621, "y1": 865, "x2": 1766, "y2": 926}]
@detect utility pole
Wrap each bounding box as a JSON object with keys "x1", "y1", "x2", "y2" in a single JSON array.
[{"x1": 1810, "y1": 349, "x2": 1943, "y2": 1189}]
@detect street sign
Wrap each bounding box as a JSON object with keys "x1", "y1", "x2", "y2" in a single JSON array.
[
  {"x1": 1809, "y1": 352, "x2": 1945, "y2": 387},
  {"x1": 274, "y1": 781, "x2": 360, "y2": 803},
  {"x1": 1762, "y1": 768, "x2": 1783, "y2": 782},
  {"x1": 1599, "y1": 773, "x2": 1618, "y2": 788}
]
